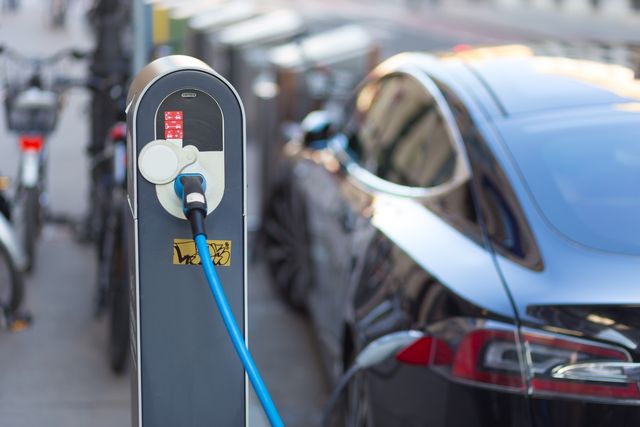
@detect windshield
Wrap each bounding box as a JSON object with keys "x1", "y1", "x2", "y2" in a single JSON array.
[{"x1": 501, "y1": 108, "x2": 640, "y2": 256}]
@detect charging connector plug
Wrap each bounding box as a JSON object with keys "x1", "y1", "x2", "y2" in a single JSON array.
[{"x1": 175, "y1": 174, "x2": 208, "y2": 238}]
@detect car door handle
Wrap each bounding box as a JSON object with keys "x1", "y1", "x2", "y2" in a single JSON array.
[{"x1": 552, "y1": 362, "x2": 640, "y2": 383}]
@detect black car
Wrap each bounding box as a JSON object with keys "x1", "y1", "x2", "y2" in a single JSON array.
[{"x1": 263, "y1": 45, "x2": 640, "y2": 426}]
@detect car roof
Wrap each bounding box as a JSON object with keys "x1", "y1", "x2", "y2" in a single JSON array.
[{"x1": 436, "y1": 44, "x2": 640, "y2": 117}]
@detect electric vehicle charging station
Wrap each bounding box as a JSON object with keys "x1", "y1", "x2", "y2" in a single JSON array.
[
  {"x1": 215, "y1": 10, "x2": 305, "y2": 93},
  {"x1": 167, "y1": 1, "x2": 222, "y2": 54},
  {"x1": 184, "y1": 2, "x2": 258, "y2": 60},
  {"x1": 126, "y1": 55, "x2": 255, "y2": 426},
  {"x1": 253, "y1": 25, "x2": 377, "y2": 222}
]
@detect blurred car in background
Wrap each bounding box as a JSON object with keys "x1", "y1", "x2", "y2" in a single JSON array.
[{"x1": 262, "y1": 45, "x2": 640, "y2": 426}]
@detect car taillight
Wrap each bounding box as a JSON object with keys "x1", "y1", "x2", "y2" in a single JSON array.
[
  {"x1": 453, "y1": 329, "x2": 525, "y2": 389},
  {"x1": 395, "y1": 336, "x2": 454, "y2": 366},
  {"x1": 522, "y1": 329, "x2": 639, "y2": 401},
  {"x1": 394, "y1": 319, "x2": 639, "y2": 403},
  {"x1": 394, "y1": 320, "x2": 527, "y2": 392},
  {"x1": 19, "y1": 135, "x2": 43, "y2": 152}
]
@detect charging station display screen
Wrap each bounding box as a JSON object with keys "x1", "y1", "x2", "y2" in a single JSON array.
[{"x1": 155, "y1": 89, "x2": 223, "y2": 151}]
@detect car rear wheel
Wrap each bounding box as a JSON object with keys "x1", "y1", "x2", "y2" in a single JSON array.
[{"x1": 262, "y1": 178, "x2": 313, "y2": 311}]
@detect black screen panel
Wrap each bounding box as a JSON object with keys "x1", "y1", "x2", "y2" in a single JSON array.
[{"x1": 155, "y1": 88, "x2": 223, "y2": 151}]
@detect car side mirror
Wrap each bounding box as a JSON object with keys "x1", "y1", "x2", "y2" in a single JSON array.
[{"x1": 300, "y1": 110, "x2": 334, "y2": 149}]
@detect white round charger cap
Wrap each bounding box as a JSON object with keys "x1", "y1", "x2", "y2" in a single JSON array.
[{"x1": 139, "y1": 143, "x2": 180, "y2": 184}]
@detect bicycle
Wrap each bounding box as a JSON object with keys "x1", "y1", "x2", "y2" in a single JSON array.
[
  {"x1": 0, "y1": 45, "x2": 88, "y2": 272},
  {"x1": 82, "y1": 0, "x2": 130, "y2": 244},
  {"x1": 86, "y1": 69, "x2": 131, "y2": 374},
  {"x1": 0, "y1": 175, "x2": 29, "y2": 331},
  {"x1": 93, "y1": 120, "x2": 130, "y2": 373},
  {"x1": 83, "y1": 0, "x2": 132, "y2": 374}
]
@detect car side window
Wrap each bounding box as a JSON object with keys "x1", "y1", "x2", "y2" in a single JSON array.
[
  {"x1": 345, "y1": 73, "x2": 481, "y2": 243},
  {"x1": 436, "y1": 82, "x2": 543, "y2": 271},
  {"x1": 348, "y1": 73, "x2": 457, "y2": 189}
]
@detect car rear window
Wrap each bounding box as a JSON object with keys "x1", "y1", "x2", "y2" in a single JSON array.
[{"x1": 501, "y1": 108, "x2": 640, "y2": 255}]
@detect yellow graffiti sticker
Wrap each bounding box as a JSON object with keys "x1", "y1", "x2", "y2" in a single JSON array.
[{"x1": 173, "y1": 239, "x2": 231, "y2": 267}]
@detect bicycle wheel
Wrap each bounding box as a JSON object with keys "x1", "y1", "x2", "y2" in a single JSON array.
[
  {"x1": 0, "y1": 240, "x2": 24, "y2": 315},
  {"x1": 14, "y1": 187, "x2": 41, "y2": 272},
  {"x1": 108, "y1": 201, "x2": 129, "y2": 374}
]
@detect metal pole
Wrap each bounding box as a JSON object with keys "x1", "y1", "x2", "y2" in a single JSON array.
[{"x1": 133, "y1": 0, "x2": 152, "y2": 74}]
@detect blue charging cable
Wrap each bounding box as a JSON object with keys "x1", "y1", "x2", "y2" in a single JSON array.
[
  {"x1": 195, "y1": 235, "x2": 284, "y2": 427},
  {"x1": 176, "y1": 174, "x2": 284, "y2": 427}
]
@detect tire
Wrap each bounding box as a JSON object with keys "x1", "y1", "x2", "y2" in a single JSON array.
[
  {"x1": 0, "y1": 240, "x2": 24, "y2": 315},
  {"x1": 14, "y1": 187, "x2": 41, "y2": 273},
  {"x1": 107, "y1": 201, "x2": 130, "y2": 374},
  {"x1": 262, "y1": 178, "x2": 313, "y2": 311}
]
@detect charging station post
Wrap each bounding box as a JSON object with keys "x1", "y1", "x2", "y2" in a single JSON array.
[{"x1": 126, "y1": 55, "x2": 247, "y2": 426}]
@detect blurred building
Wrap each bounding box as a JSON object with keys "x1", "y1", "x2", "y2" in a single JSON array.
[{"x1": 493, "y1": 0, "x2": 640, "y2": 15}]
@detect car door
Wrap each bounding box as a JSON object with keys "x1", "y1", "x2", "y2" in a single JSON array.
[{"x1": 304, "y1": 63, "x2": 529, "y2": 425}]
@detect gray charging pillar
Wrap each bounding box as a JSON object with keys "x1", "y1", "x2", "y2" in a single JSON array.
[{"x1": 126, "y1": 55, "x2": 246, "y2": 427}]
